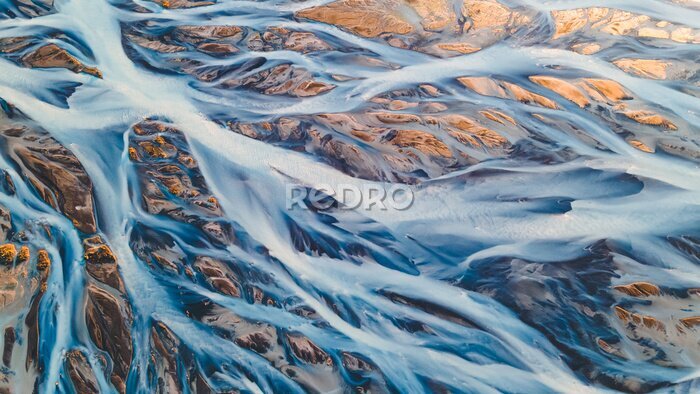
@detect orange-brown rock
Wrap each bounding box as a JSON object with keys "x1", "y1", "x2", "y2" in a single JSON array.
[
  {"x1": 437, "y1": 43, "x2": 481, "y2": 54},
  {"x1": 456, "y1": 1, "x2": 532, "y2": 54},
  {"x1": 19, "y1": 144, "x2": 97, "y2": 232},
  {"x1": 614, "y1": 306, "x2": 665, "y2": 331},
  {"x1": 388, "y1": 129, "x2": 452, "y2": 158},
  {"x1": 680, "y1": 316, "x2": 700, "y2": 328},
  {"x1": 16, "y1": 246, "x2": 29, "y2": 263},
  {"x1": 639, "y1": 27, "x2": 670, "y2": 39},
  {"x1": 149, "y1": 321, "x2": 216, "y2": 392},
  {"x1": 36, "y1": 250, "x2": 51, "y2": 271},
  {"x1": 196, "y1": 42, "x2": 238, "y2": 55},
  {"x1": 235, "y1": 330, "x2": 274, "y2": 354},
  {"x1": 613, "y1": 282, "x2": 661, "y2": 297},
  {"x1": 441, "y1": 114, "x2": 508, "y2": 148},
  {"x1": 283, "y1": 32, "x2": 332, "y2": 53},
  {"x1": 458, "y1": 76, "x2": 507, "y2": 97},
  {"x1": 223, "y1": 64, "x2": 335, "y2": 97},
  {"x1": 529, "y1": 76, "x2": 590, "y2": 108},
  {"x1": 286, "y1": 334, "x2": 332, "y2": 365},
  {"x1": 0, "y1": 114, "x2": 98, "y2": 234},
  {"x1": 551, "y1": 8, "x2": 615, "y2": 39},
  {"x1": 613, "y1": 59, "x2": 670, "y2": 80},
  {"x1": 620, "y1": 109, "x2": 677, "y2": 130},
  {"x1": 0, "y1": 37, "x2": 33, "y2": 54},
  {"x1": 350, "y1": 130, "x2": 375, "y2": 142},
  {"x1": 83, "y1": 236, "x2": 125, "y2": 293},
  {"x1": 138, "y1": 140, "x2": 173, "y2": 159},
  {"x1": 480, "y1": 110, "x2": 515, "y2": 125},
  {"x1": 129, "y1": 121, "x2": 237, "y2": 247},
  {"x1": 503, "y1": 82, "x2": 559, "y2": 109},
  {"x1": 171, "y1": 25, "x2": 243, "y2": 47},
  {"x1": 419, "y1": 84, "x2": 440, "y2": 97},
  {"x1": 369, "y1": 112, "x2": 422, "y2": 124},
  {"x1": 408, "y1": 0, "x2": 455, "y2": 31},
  {"x1": 669, "y1": 26, "x2": 699, "y2": 43},
  {"x1": 125, "y1": 34, "x2": 186, "y2": 53},
  {"x1": 552, "y1": 8, "x2": 646, "y2": 38},
  {"x1": 294, "y1": 0, "x2": 530, "y2": 58},
  {"x1": 458, "y1": 77, "x2": 558, "y2": 109},
  {"x1": 615, "y1": 305, "x2": 632, "y2": 321},
  {"x1": 85, "y1": 284, "x2": 132, "y2": 393},
  {"x1": 422, "y1": 102, "x2": 448, "y2": 113},
  {"x1": 464, "y1": 74, "x2": 682, "y2": 141},
  {"x1": 0, "y1": 244, "x2": 16, "y2": 265},
  {"x1": 0, "y1": 247, "x2": 29, "y2": 309},
  {"x1": 640, "y1": 315, "x2": 665, "y2": 331},
  {"x1": 231, "y1": 97, "x2": 517, "y2": 181},
  {"x1": 581, "y1": 78, "x2": 631, "y2": 102},
  {"x1": 21, "y1": 44, "x2": 102, "y2": 78},
  {"x1": 149, "y1": 321, "x2": 183, "y2": 391},
  {"x1": 315, "y1": 113, "x2": 386, "y2": 136},
  {"x1": 629, "y1": 140, "x2": 654, "y2": 153},
  {"x1": 388, "y1": 100, "x2": 418, "y2": 111},
  {"x1": 551, "y1": 7, "x2": 700, "y2": 44},
  {"x1": 65, "y1": 350, "x2": 99, "y2": 393},
  {"x1": 153, "y1": 0, "x2": 215, "y2": 8},
  {"x1": 193, "y1": 256, "x2": 240, "y2": 297},
  {"x1": 571, "y1": 42, "x2": 601, "y2": 55},
  {"x1": 296, "y1": 0, "x2": 413, "y2": 38},
  {"x1": 294, "y1": 80, "x2": 336, "y2": 97},
  {"x1": 464, "y1": 0, "x2": 525, "y2": 30},
  {"x1": 342, "y1": 352, "x2": 374, "y2": 372},
  {"x1": 173, "y1": 25, "x2": 243, "y2": 41},
  {"x1": 8, "y1": 0, "x2": 54, "y2": 17},
  {"x1": 596, "y1": 338, "x2": 617, "y2": 354}
]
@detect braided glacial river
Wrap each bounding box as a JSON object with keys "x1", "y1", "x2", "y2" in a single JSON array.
[{"x1": 0, "y1": 0, "x2": 699, "y2": 392}]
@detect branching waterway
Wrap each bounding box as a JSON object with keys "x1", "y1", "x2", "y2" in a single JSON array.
[{"x1": 0, "y1": 0, "x2": 699, "y2": 392}]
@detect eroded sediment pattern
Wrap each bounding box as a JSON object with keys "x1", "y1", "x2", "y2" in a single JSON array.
[{"x1": 0, "y1": 0, "x2": 699, "y2": 392}]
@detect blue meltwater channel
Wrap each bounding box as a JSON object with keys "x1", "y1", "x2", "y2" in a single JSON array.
[{"x1": 0, "y1": 0, "x2": 699, "y2": 392}]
